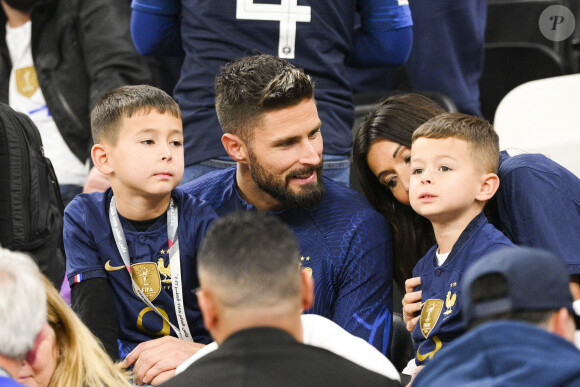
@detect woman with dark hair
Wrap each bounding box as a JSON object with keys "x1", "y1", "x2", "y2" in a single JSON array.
[
  {"x1": 353, "y1": 92, "x2": 580, "y2": 332},
  {"x1": 353, "y1": 93, "x2": 444, "y2": 292}
]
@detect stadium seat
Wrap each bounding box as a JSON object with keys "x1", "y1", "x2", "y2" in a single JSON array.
[
  {"x1": 493, "y1": 73, "x2": 580, "y2": 177},
  {"x1": 486, "y1": 0, "x2": 570, "y2": 55},
  {"x1": 479, "y1": 42, "x2": 567, "y2": 121}
]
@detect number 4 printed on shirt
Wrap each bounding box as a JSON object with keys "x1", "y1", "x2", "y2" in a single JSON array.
[{"x1": 236, "y1": 0, "x2": 311, "y2": 59}]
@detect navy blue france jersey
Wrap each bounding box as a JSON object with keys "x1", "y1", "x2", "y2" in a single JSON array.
[
  {"x1": 497, "y1": 151, "x2": 580, "y2": 276},
  {"x1": 131, "y1": 0, "x2": 412, "y2": 166},
  {"x1": 179, "y1": 167, "x2": 394, "y2": 355},
  {"x1": 64, "y1": 188, "x2": 218, "y2": 355},
  {"x1": 411, "y1": 212, "x2": 516, "y2": 365}
]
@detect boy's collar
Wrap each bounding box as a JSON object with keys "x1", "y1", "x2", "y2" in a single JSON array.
[{"x1": 433, "y1": 212, "x2": 488, "y2": 265}]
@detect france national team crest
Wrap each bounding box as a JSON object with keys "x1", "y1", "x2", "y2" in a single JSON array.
[
  {"x1": 420, "y1": 299, "x2": 443, "y2": 338},
  {"x1": 131, "y1": 262, "x2": 161, "y2": 301}
]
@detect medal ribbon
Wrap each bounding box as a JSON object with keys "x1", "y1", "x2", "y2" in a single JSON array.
[{"x1": 109, "y1": 196, "x2": 192, "y2": 341}]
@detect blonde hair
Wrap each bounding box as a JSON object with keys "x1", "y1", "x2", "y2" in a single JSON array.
[
  {"x1": 44, "y1": 278, "x2": 132, "y2": 387},
  {"x1": 412, "y1": 113, "x2": 500, "y2": 174}
]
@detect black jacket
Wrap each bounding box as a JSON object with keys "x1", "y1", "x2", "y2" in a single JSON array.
[
  {"x1": 0, "y1": 0, "x2": 153, "y2": 163},
  {"x1": 163, "y1": 328, "x2": 400, "y2": 387}
]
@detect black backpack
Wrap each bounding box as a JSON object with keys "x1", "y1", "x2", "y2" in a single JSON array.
[{"x1": 0, "y1": 103, "x2": 66, "y2": 288}]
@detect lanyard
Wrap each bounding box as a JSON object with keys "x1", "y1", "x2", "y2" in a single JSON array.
[
  {"x1": 109, "y1": 196, "x2": 192, "y2": 341},
  {"x1": 0, "y1": 366, "x2": 9, "y2": 378}
]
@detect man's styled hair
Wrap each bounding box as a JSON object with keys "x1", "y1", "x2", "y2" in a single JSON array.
[
  {"x1": 214, "y1": 54, "x2": 314, "y2": 142},
  {"x1": 0, "y1": 248, "x2": 46, "y2": 360},
  {"x1": 91, "y1": 85, "x2": 181, "y2": 145},
  {"x1": 468, "y1": 273, "x2": 555, "y2": 329},
  {"x1": 198, "y1": 211, "x2": 302, "y2": 308},
  {"x1": 412, "y1": 113, "x2": 500, "y2": 173}
]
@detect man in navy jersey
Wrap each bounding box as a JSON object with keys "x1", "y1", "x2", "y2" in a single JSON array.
[
  {"x1": 180, "y1": 55, "x2": 394, "y2": 359},
  {"x1": 495, "y1": 151, "x2": 580, "y2": 301},
  {"x1": 130, "y1": 0, "x2": 413, "y2": 186}
]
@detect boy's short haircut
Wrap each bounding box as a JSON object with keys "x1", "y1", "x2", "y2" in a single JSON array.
[
  {"x1": 412, "y1": 113, "x2": 500, "y2": 173},
  {"x1": 91, "y1": 85, "x2": 181, "y2": 145},
  {"x1": 214, "y1": 54, "x2": 314, "y2": 143}
]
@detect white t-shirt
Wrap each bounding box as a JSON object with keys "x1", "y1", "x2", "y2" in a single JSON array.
[
  {"x1": 436, "y1": 251, "x2": 450, "y2": 266},
  {"x1": 6, "y1": 21, "x2": 88, "y2": 186},
  {"x1": 176, "y1": 314, "x2": 401, "y2": 382}
]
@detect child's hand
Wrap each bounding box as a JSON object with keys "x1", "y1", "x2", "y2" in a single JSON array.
[
  {"x1": 403, "y1": 276, "x2": 422, "y2": 332},
  {"x1": 125, "y1": 336, "x2": 205, "y2": 385}
]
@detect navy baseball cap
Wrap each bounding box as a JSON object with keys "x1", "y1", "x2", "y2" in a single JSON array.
[{"x1": 462, "y1": 247, "x2": 577, "y2": 326}]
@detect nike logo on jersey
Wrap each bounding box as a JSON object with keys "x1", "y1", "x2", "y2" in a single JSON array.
[{"x1": 105, "y1": 260, "x2": 125, "y2": 271}]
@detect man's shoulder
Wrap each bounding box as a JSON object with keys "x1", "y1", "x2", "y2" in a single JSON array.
[
  {"x1": 172, "y1": 188, "x2": 218, "y2": 220},
  {"x1": 178, "y1": 168, "x2": 236, "y2": 209},
  {"x1": 309, "y1": 178, "x2": 388, "y2": 228},
  {"x1": 174, "y1": 328, "x2": 395, "y2": 386},
  {"x1": 499, "y1": 151, "x2": 571, "y2": 178}
]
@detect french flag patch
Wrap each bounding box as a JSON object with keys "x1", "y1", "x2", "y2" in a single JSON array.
[{"x1": 74, "y1": 274, "x2": 83, "y2": 283}]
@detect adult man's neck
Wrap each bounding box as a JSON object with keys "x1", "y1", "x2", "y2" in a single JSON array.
[
  {"x1": 113, "y1": 191, "x2": 172, "y2": 221},
  {"x1": 430, "y1": 205, "x2": 483, "y2": 254},
  {"x1": 1, "y1": 2, "x2": 30, "y2": 28},
  {"x1": 235, "y1": 164, "x2": 285, "y2": 212},
  {"x1": 214, "y1": 308, "x2": 303, "y2": 345},
  {"x1": 0, "y1": 357, "x2": 21, "y2": 380}
]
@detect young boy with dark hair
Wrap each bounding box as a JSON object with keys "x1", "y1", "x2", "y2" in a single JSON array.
[
  {"x1": 63, "y1": 85, "x2": 217, "y2": 380},
  {"x1": 406, "y1": 113, "x2": 516, "y2": 374}
]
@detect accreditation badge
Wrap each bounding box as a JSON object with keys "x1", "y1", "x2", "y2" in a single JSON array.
[
  {"x1": 15, "y1": 66, "x2": 39, "y2": 98},
  {"x1": 420, "y1": 299, "x2": 444, "y2": 338},
  {"x1": 131, "y1": 262, "x2": 161, "y2": 301}
]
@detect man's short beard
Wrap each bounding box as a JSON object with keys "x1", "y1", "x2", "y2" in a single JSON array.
[{"x1": 248, "y1": 151, "x2": 325, "y2": 210}]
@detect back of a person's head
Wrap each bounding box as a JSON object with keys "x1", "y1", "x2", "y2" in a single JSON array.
[
  {"x1": 0, "y1": 248, "x2": 46, "y2": 360},
  {"x1": 198, "y1": 211, "x2": 302, "y2": 309},
  {"x1": 462, "y1": 247, "x2": 575, "y2": 330},
  {"x1": 214, "y1": 54, "x2": 314, "y2": 141},
  {"x1": 91, "y1": 84, "x2": 181, "y2": 145},
  {"x1": 412, "y1": 113, "x2": 500, "y2": 173}
]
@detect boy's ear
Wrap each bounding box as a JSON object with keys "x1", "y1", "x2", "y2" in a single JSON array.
[
  {"x1": 221, "y1": 133, "x2": 248, "y2": 164},
  {"x1": 476, "y1": 172, "x2": 500, "y2": 202},
  {"x1": 91, "y1": 143, "x2": 114, "y2": 176}
]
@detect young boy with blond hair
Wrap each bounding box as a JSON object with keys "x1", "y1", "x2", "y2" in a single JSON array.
[
  {"x1": 407, "y1": 113, "x2": 516, "y2": 370},
  {"x1": 63, "y1": 85, "x2": 217, "y2": 377}
]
